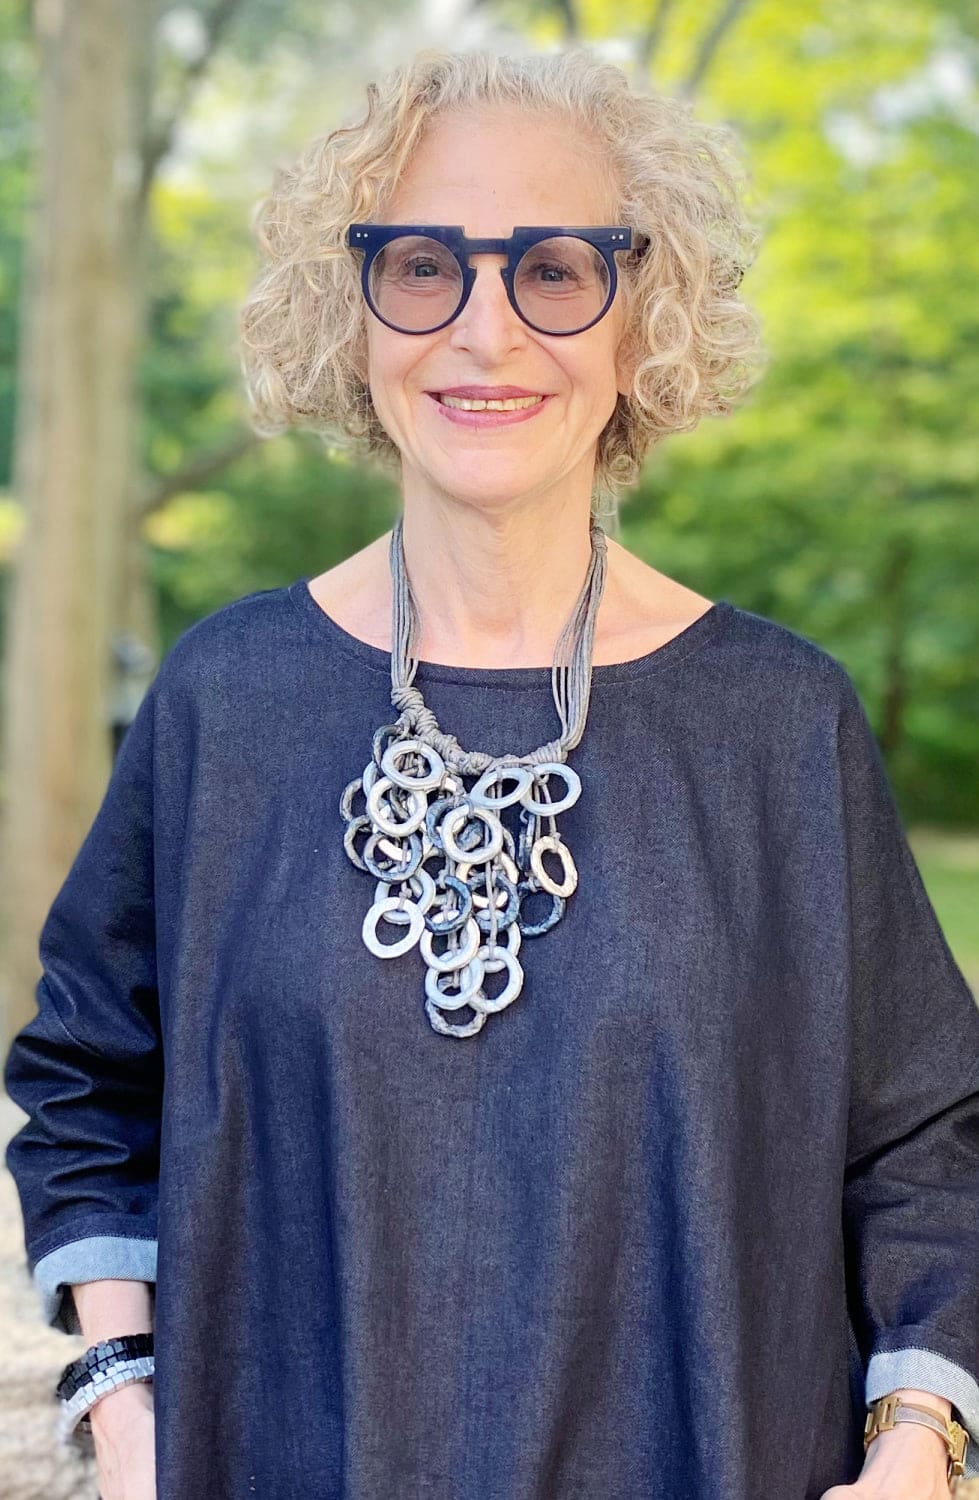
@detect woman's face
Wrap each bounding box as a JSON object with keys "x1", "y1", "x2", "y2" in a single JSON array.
[{"x1": 361, "y1": 107, "x2": 634, "y2": 514}]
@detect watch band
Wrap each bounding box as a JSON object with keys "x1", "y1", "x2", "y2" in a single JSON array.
[{"x1": 864, "y1": 1394, "x2": 970, "y2": 1487}]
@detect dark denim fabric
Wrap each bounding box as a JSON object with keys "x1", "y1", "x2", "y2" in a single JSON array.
[{"x1": 5, "y1": 580, "x2": 979, "y2": 1499}]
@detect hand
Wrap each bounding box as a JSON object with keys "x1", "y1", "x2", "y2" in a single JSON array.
[
  {"x1": 819, "y1": 1420, "x2": 953, "y2": 1499},
  {"x1": 89, "y1": 1380, "x2": 156, "y2": 1500}
]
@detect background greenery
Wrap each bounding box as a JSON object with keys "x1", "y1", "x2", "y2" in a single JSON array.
[{"x1": 0, "y1": 0, "x2": 976, "y2": 976}]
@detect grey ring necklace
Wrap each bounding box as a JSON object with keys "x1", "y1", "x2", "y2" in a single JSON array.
[{"x1": 338, "y1": 513, "x2": 608, "y2": 1038}]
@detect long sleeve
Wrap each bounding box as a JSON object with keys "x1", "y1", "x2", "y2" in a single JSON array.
[
  {"x1": 837, "y1": 673, "x2": 979, "y2": 1478},
  {"x1": 3, "y1": 673, "x2": 163, "y2": 1335}
]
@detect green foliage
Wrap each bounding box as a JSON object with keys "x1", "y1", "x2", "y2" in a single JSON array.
[
  {"x1": 0, "y1": 0, "x2": 977, "y2": 825},
  {"x1": 145, "y1": 434, "x2": 400, "y2": 642},
  {"x1": 613, "y1": 0, "x2": 979, "y2": 821}
]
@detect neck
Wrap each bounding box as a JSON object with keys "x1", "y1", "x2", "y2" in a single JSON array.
[{"x1": 397, "y1": 500, "x2": 604, "y2": 670}]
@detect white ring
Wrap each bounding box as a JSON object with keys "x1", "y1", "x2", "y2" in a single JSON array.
[
  {"x1": 362, "y1": 896, "x2": 425, "y2": 958},
  {"x1": 380, "y1": 738, "x2": 446, "y2": 791},
  {"x1": 530, "y1": 833, "x2": 578, "y2": 897},
  {"x1": 470, "y1": 947, "x2": 524, "y2": 1014},
  {"x1": 419, "y1": 916, "x2": 481, "y2": 972},
  {"x1": 520, "y1": 761, "x2": 581, "y2": 816},
  {"x1": 468, "y1": 764, "x2": 534, "y2": 809},
  {"x1": 440, "y1": 804, "x2": 504, "y2": 863},
  {"x1": 424, "y1": 954, "x2": 485, "y2": 1009},
  {"x1": 366, "y1": 776, "x2": 427, "y2": 837}
]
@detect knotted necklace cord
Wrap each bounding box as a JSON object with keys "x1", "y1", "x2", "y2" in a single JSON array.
[
  {"x1": 388, "y1": 513, "x2": 608, "y2": 774},
  {"x1": 339, "y1": 511, "x2": 608, "y2": 1037}
]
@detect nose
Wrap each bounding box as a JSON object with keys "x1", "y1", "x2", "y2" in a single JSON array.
[{"x1": 446, "y1": 253, "x2": 528, "y2": 358}]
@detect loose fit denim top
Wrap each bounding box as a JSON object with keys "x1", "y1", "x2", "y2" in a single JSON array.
[{"x1": 5, "y1": 578, "x2": 979, "y2": 1500}]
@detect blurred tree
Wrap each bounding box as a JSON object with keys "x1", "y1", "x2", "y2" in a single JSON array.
[
  {"x1": 0, "y1": 0, "x2": 153, "y2": 1047},
  {"x1": 0, "y1": 0, "x2": 263, "y2": 1047}
]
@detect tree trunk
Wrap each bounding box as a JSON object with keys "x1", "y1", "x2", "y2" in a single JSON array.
[{"x1": 0, "y1": 0, "x2": 144, "y2": 1050}]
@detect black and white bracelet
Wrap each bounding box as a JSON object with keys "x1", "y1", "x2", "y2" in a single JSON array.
[{"x1": 55, "y1": 1333, "x2": 155, "y2": 1447}]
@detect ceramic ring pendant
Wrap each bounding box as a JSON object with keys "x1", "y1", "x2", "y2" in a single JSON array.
[{"x1": 337, "y1": 515, "x2": 609, "y2": 1036}]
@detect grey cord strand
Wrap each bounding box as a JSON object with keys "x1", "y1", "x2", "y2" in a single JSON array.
[{"x1": 387, "y1": 514, "x2": 608, "y2": 776}]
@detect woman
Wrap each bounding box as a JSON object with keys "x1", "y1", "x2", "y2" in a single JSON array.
[{"x1": 5, "y1": 47, "x2": 978, "y2": 1500}]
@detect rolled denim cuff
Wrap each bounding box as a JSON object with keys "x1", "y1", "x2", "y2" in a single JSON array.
[
  {"x1": 866, "y1": 1347, "x2": 979, "y2": 1480},
  {"x1": 33, "y1": 1236, "x2": 158, "y2": 1335}
]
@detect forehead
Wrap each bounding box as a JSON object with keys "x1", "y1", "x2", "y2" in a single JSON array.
[{"x1": 384, "y1": 107, "x2": 618, "y2": 229}]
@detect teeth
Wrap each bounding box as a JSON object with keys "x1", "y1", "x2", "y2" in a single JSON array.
[{"x1": 439, "y1": 394, "x2": 544, "y2": 411}]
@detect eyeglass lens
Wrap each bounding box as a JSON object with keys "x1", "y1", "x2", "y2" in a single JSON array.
[{"x1": 367, "y1": 235, "x2": 612, "y2": 334}]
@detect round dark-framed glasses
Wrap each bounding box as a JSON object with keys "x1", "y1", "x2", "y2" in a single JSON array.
[{"x1": 346, "y1": 223, "x2": 651, "y2": 337}]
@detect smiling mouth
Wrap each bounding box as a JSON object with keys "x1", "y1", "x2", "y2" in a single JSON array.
[{"x1": 432, "y1": 393, "x2": 546, "y2": 411}]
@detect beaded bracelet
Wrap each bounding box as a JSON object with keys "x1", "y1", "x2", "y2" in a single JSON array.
[{"x1": 55, "y1": 1333, "x2": 155, "y2": 1447}]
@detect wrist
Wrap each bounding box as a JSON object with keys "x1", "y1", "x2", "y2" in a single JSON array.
[
  {"x1": 88, "y1": 1378, "x2": 154, "y2": 1431},
  {"x1": 863, "y1": 1395, "x2": 962, "y2": 1495},
  {"x1": 886, "y1": 1387, "x2": 953, "y2": 1422},
  {"x1": 861, "y1": 1424, "x2": 951, "y2": 1500},
  {"x1": 864, "y1": 1420, "x2": 949, "y2": 1468}
]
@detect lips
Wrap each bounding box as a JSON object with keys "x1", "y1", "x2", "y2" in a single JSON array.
[
  {"x1": 431, "y1": 385, "x2": 546, "y2": 399},
  {"x1": 427, "y1": 391, "x2": 552, "y2": 429}
]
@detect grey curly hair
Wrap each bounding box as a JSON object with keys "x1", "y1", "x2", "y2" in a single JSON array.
[{"x1": 238, "y1": 46, "x2": 768, "y2": 523}]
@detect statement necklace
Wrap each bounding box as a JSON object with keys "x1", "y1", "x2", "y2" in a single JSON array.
[{"x1": 338, "y1": 514, "x2": 608, "y2": 1038}]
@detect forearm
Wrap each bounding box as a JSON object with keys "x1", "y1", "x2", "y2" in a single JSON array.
[
  {"x1": 72, "y1": 1279, "x2": 154, "y2": 1342},
  {"x1": 71, "y1": 1280, "x2": 155, "y2": 1434}
]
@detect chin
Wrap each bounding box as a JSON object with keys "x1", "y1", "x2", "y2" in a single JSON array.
[{"x1": 431, "y1": 464, "x2": 545, "y2": 505}]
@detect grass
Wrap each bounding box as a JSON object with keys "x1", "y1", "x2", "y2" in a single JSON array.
[{"x1": 909, "y1": 827, "x2": 979, "y2": 1000}]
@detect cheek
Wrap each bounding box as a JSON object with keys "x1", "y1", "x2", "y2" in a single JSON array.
[
  {"x1": 567, "y1": 350, "x2": 620, "y2": 411},
  {"x1": 364, "y1": 358, "x2": 405, "y2": 429},
  {"x1": 366, "y1": 335, "x2": 431, "y2": 409}
]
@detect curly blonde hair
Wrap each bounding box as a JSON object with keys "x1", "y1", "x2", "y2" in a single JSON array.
[{"x1": 238, "y1": 46, "x2": 768, "y2": 524}]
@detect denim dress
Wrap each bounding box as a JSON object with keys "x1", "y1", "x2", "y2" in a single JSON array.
[{"x1": 5, "y1": 578, "x2": 979, "y2": 1499}]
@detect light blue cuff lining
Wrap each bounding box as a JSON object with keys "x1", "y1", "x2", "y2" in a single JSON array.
[
  {"x1": 866, "y1": 1347, "x2": 979, "y2": 1480},
  {"x1": 33, "y1": 1236, "x2": 158, "y2": 1335}
]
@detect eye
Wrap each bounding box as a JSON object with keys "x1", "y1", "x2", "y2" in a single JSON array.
[
  {"x1": 515, "y1": 259, "x2": 590, "y2": 302},
  {"x1": 402, "y1": 256, "x2": 444, "y2": 279},
  {"x1": 522, "y1": 259, "x2": 580, "y2": 285}
]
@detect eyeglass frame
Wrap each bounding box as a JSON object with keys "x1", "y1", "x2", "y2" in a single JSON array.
[{"x1": 345, "y1": 223, "x2": 651, "y2": 337}]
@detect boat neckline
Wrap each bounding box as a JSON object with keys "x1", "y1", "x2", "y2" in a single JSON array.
[{"x1": 288, "y1": 576, "x2": 734, "y2": 687}]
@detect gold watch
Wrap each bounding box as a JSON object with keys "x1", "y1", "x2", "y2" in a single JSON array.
[{"x1": 864, "y1": 1394, "x2": 969, "y2": 1488}]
